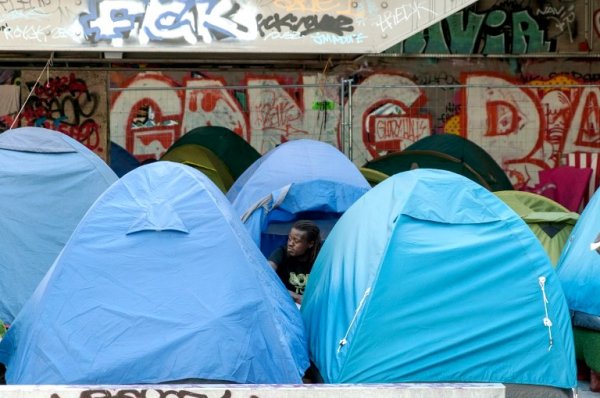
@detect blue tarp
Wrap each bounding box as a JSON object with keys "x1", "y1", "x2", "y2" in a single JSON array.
[
  {"x1": 0, "y1": 127, "x2": 118, "y2": 323},
  {"x1": 0, "y1": 161, "x2": 308, "y2": 384},
  {"x1": 557, "y1": 188, "x2": 600, "y2": 316},
  {"x1": 302, "y1": 169, "x2": 576, "y2": 388},
  {"x1": 227, "y1": 139, "x2": 370, "y2": 255}
]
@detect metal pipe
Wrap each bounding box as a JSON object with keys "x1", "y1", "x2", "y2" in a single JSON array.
[{"x1": 346, "y1": 79, "x2": 354, "y2": 162}]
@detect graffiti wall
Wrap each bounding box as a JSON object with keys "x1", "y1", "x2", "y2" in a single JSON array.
[
  {"x1": 109, "y1": 55, "x2": 600, "y2": 199},
  {"x1": 15, "y1": 70, "x2": 109, "y2": 159},
  {"x1": 391, "y1": 0, "x2": 587, "y2": 54},
  {"x1": 0, "y1": 0, "x2": 478, "y2": 54},
  {"x1": 109, "y1": 71, "x2": 341, "y2": 162},
  {"x1": 3, "y1": 0, "x2": 600, "y2": 204}
]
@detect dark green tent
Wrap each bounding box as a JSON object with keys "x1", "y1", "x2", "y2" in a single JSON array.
[
  {"x1": 167, "y1": 126, "x2": 260, "y2": 179},
  {"x1": 364, "y1": 149, "x2": 495, "y2": 190},
  {"x1": 365, "y1": 134, "x2": 513, "y2": 192}
]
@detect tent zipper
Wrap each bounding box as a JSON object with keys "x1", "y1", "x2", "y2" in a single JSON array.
[{"x1": 338, "y1": 287, "x2": 371, "y2": 353}]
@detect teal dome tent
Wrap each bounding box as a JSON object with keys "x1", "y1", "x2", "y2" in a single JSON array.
[{"x1": 302, "y1": 169, "x2": 575, "y2": 391}]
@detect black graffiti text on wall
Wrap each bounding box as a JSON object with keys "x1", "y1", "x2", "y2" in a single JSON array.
[
  {"x1": 257, "y1": 13, "x2": 353, "y2": 37},
  {"x1": 50, "y1": 388, "x2": 261, "y2": 398},
  {"x1": 22, "y1": 73, "x2": 101, "y2": 151}
]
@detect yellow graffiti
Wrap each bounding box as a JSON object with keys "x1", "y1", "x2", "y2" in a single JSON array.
[{"x1": 528, "y1": 75, "x2": 578, "y2": 93}]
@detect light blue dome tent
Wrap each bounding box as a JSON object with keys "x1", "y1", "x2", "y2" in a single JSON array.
[
  {"x1": 556, "y1": 187, "x2": 600, "y2": 380},
  {"x1": 0, "y1": 162, "x2": 308, "y2": 384},
  {"x1": 301, "y1": 169, "x2": 576, "y2": 391},
  {"x1": 227, "y1": 139, "x2": 370, "y2": 256},
  {"x1": 0, "y1": 127, "x2": 117, "y2": 324},
  {"x1": 557, "y1": 187, "x2": 600, "y2": 317}
]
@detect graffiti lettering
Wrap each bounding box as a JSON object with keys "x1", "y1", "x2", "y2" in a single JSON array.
[
  {"x1": 50, "y1": 388, "x2": 242, "y2": 398},
  {"x1": 372, "y1": 116, "x2": 430, "y2": 144},
  {"x1": 79, "y1": 0, "x2": 257, "y2": 45},
  {"x1": 264, "y1": 31, "x2": 302, "y2": 40},
  {"x1": 311, "y1": 32, "x2": 366, "y2": 45},
  {"x1": 403, "y1": 9, "x2": 553, "y2": 54},
  {"x1": 3, "y1": 24, "x2": 50, "y2": 42},
  {"x1": 535, "y1": 4, "x2": 576, "y2": 40},
  {"x1": 21, "y1": 73, "x2": 102, "y2": 151},
  {"x1": 375, "y1": 1, "x2": 437, "y2": 33},
  {"x1": 257, "y1": 13, "x2": 353, "y2": 36}
]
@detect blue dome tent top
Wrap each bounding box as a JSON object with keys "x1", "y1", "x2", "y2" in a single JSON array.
[
  {"x1": 227, "y1": 139, "x2": 370, "y2": 255},
  {"x1": 0, "y1": 161, "x2": 308, "y2": 385},
  {"x1": 0, "y1": 127, "x2": 118, "y2": 323},
  {"x1": 227, "y1": 139, "x2": 370, "y2": 208},
  {"x1": 557, "y1": 188, "x2": 600, "y2": 316},
  {"x1": 301, "y1": 169, "x2": 575, "y2": 389}
]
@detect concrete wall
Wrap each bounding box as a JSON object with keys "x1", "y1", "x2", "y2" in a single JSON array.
[{"x1": 0, "y1": 383, "x2": 506, "y2": 398}]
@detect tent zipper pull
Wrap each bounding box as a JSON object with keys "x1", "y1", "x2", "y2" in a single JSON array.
[
  {"x1": 538, "y1": 276, "x2": 553, "y2": 351},
  {"x1": 338, "y1": 287, "x2": 371, "y2": 353}
]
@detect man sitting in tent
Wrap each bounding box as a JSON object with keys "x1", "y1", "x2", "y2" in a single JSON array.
[{"x1": 268, "y1": 220, "x2": 321, "y2": 306}]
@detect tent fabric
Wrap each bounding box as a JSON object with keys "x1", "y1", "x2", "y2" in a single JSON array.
[
  {"x1": 167, "y1": 126, "x2": 260, "y2": 179},
  {"x1": 364, "y1": 149, "x2": 495, "y2": 190},
  {"x1": 160, "y1": 144, "x2": 235, "y2": 192},
  {"x1": 557, "y1": 188, "x2": 600, "y2": 317},
  {"x1": 301, "y1": 169, "x2": 575, "y2": 388},
  {"x1": 359, "y1": 167, "x2": 388, "y2": 187},
  {"x1": 364, "y1": 133, "x2": 513, "y2": 192},
  {"x1": 0, "y1": 127, "x2": 118, "y2": 324},
  {"x1": 495, "y1": 190, "x2": 579, "y2": 266},
  {"x1": 109, "y1": 141, "x2": 140, "y2": 177},
  {"x1": 405, "y1": 133, "x2": 513, "y2": 191},
  {"x1": 0, "y1": 161, "x2": 308, "y2": 385},
  {"x1": 227, "y1": 139, "x2": 370, "y2": 255}
]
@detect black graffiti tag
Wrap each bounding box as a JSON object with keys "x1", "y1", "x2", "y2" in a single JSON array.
[
  {"x1": 50, "y1": 388, "x2": 260, "y2": 398},
  {"x1": 257, "y1": 13, "x2": 353, "y2": 36}
]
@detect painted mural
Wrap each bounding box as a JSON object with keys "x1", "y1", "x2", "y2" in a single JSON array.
[
  {"x1": 107, "y1": 62, "x2": 600, "y2": 196},
  {"x1": 0, "y1": 0, "x2": 478, "y2": 53},
  {"x1": 15, "y1": 70, "x2": 109, "y2": 159},
  {"x1": 1, "y1": 0, "x2": 600, "y2": 208}
]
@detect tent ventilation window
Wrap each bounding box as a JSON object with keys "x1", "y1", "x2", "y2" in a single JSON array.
[
  {"x1": 538, "y1": 276, "x2": 553, "y2": 351},
  {"x1": 338, "y1": 287, "x2": 371, "y2": 353}
]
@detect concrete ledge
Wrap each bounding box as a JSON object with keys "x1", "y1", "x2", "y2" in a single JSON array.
[{"x1": 0, "y1": 383, "x2": 505, "y2": 398}]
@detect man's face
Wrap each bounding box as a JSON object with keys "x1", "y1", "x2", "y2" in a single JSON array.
[{"x1": 287, "y1": 228, "x2": 313, "y2": 257}]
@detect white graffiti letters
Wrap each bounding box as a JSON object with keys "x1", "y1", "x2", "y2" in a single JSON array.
[
  {"x1": 375, "y1": 0, "x2": 437, "y2": 32},
  {"x1": 80, "y1": 0, "x2": 258, "y2": 46}
]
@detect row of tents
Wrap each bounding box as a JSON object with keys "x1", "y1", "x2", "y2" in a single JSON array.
[{"x1": 0, "y1": 127, "x2": 598, "y2": 397}]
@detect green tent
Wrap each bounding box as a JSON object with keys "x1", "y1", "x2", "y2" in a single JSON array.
[
  {"x1": 160, "y1": 144, "x2": 234, "y2": 193},
  {"x1": 359, "y1": 167, "x2": 388, "y2": 187},
  {"x1": 365, "y1": 133, "x2": 513, "y2": 192},
  {"x1": 167, "y1": 126, "x2": 260, "y2": 179},
  {"x1": 364, "y1": 149, "x2": 496, "y2": 190},
  {"x1": 495, "y1": 190, "x2": 579, "y2": 266}
]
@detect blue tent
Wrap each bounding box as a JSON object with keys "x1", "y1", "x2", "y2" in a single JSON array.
[
  {"x1": 109, "y1": 141, "x2": 140, "y2": 177},
  {"x1": 0, "y1": 127, "x2": 118, "y2": 324},
  {"x1": 301, "y1": 169, "x2": 575, "y2": 388},
  {"x1": 0, "y1": 162, "x2": 308, "y2": 385},
  {"x1": 227, "y1": 139, "x2": 370, "y2": 256},
  {"x1": 557, "y1": 188, "x2": 600, "y2": 317}
]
